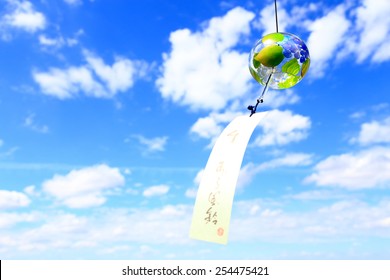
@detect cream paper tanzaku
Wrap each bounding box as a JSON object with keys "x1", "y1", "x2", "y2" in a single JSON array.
[{"x1": 189, "y1": 112, "x2": 267, "y2": 244}]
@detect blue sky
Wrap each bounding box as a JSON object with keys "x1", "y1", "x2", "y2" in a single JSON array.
[{"x1": 0, "y1": 0, "x2": 390, "y2": 259}]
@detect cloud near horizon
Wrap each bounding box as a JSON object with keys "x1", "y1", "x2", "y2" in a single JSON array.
[{"x1": 42, "y1": 164, "x2": 125, "y2": 208}]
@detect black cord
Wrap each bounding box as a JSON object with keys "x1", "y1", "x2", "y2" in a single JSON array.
[
  {"x1": 248, "y1": 72, "x2": 273, "y2": 117},
  {"x1": 274, "y1": 0, "x2": 279, "y2": 33}
]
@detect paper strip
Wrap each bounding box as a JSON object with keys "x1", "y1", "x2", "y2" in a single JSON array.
[{"x1": 189, "y1": 112, "x2": 267, "y2": 244}]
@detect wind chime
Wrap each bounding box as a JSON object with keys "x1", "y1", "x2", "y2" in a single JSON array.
[{"x1": 190, "y1": 0, "x2": 310, "y2": 244}]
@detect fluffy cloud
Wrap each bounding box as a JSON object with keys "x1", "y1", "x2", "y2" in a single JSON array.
[
  {"x1": 143, "y1": 184, "x2": 170, "y2": 197},
  {"x1": 0, "y1": 146, "x2": 19, "y2": 159},
  {"x1": 33, "y1": 65, "x2": 105, "y2": 99},
  {"x1": 84, "y1": 50, "x2": 140, "y2": 94},
  {"x1": 24, "y1": 113, "x2": 49, "y2": 133},
  {"x1": 131, "y1": 135, "x2": 168, "y2": 153},
  {"x1": 254, "y1": 2, "x2": 319, "y2": 35},
  {"x1": 42, "y1": 164, "x2": 125, "y2": 208},
  {"x1": 354, "y1": 0, "x2": 390, "y2": 62},
  {"x1": 38, "y1": 30, "x2": 83, "y2": 49},
  {"x1": 191, "y1": 116, "x2": 222, "y2": 140},
  {"x1": 63, "y1": 0, "x2": 82, "y2": 6},
  {"x1": 190, "y1": 110, "x2": 241, "y2": 146},
  {"x1": 190, "y1": 153, "x2": 312, "y2": 192},
  {"x1": 0, "y1": 190, "x2": 31, "y2": 209},
  {"x1": 185, "y1": 188, "x2": 197, "y2": 199},
  {"x1": 156, "y1": 7, "x2": 255, "y2": 111},
  {"x1": 24, "y1": 185, "x2": 39, "y2": 196},
  {"x1": 305, "y1": 147, "x2": 390, "y2": 189},
  {"x1": 33, "y1": 50, "x2": 147, "y2": 99},
  {"x1": 190, "y1": 109, "x2": 310, "y2": 148},
  {"x1": 231, "y1": 198, "x2": 390, "y2": 245},
  {"x1": 2, "y1": 0, "x2": 46, "y2": 33},
  {"x1": 253, "y1": 2, "x2": 290, "y2": 35},
  {"x1": 304, "y1": 1, "x2": 390, "y2": 76},
  {"x1": 193, "y1": 169, "x2": 204, "y2": 186},
  {"x1": 0, "y1": 212, "x2": 39, "y2": 228},
  {"x1": 262, "y1": 89, "x2": 300, "y2": 109},
  {"x1": 252, "y1": 1, "x2": 390, "y2": 80},
  {"x1": 306, "y1": 4, "x2": 350, "y2": 77},
  {"x1": 185, "y1": 169, "x2": 204, "y2": 198},
  {"x1": 288, "y1": 190, "x2": 346, "y2": 201},
  {"x1": 2, "y1": 198, "x2": 390, "y2": 258},
  {"x1": 351, "y1": 117, "x2": 390, "y2": 145},
  {"x1": 237, "y1": 153, "x2": 313, "y2": 188},
  {"x1": 39, "y1": 35, "x2": 64, "y2": 47},
  {"x1": 0, "y1": 205, "x2": 192, "y2": 256},
  {"x1": 254, "y1": 109, "x2": 311, "y2": 146},
  {"x1": 307, "y1": 113, "x2": 390, "y2": 189}
]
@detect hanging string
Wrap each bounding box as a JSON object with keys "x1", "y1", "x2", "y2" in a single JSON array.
[
  {"x1": 274, "y1": 0, "x2": 279, "y2": 33},
  {"x1": 248, "y1": 71, "x2": 273, "y2": 117},
  {"x1": 248, "y1": 0, "x2": 280, "y2": 116}
]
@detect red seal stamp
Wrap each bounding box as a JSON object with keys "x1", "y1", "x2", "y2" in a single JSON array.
[{"x1": 217, "y1": 227, "x2": 224, "y2": 236}]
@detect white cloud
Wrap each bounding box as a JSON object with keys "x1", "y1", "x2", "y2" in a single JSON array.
[
  {"x1": 2, "y1": 198, "x2": 390, "y2": 258},
  {"x1": 0, "y1": 146, "x2": 19, "y2": 159},
  {"x1": 189, "y1": 153, "x2": 312, "y2": 194},
  {"x1": 288, "y1": 190, "x2": 346, "y2": 201},
  {"x1": 100, "y1": 245, "x2": 132, "y2": 255},
  {"x1": 0, "y1": 212, "x2": 39, "y2": 228},
  {"x1": 262, "y1": 89, "x2": 300, "y2": 109},
  {"x1": 190, "y1": 110, "x2": 241, "y2": 146},
  {"x1": 160, "y1": 204, "x2": 186, "y2": 216},
  {"x1": 39, "y1": 35, "x2": 64, "y2": 47},
  {"x1": 42, "y1": 164, "x2": 125, "y2": 208},
  {"x1": 236, "y1": 162, "x2": 262, "y2": 189},
  {"x1": 1, "y1": 213, "x2": 90, "y2": 251},
  {"x1": 254, "y1": 2, "x2": 319, "y2": 35},
  {"x1": 237, "y1": 153, "x2": 313, "y2": 188},
  {"x1": 2, "y1": 0, "x2": 46, "y2": 33},
  {"x1": 306, "y1": 4, "x2": 350, "y2": 77},
  {"x1": 305, "y1": 147, "x2": 390, "y2": 189},
  {"x1": 352, "y1": 117, "x2": 390, "y2": 145},
  {"x1": 185, "y1": 188, "x2": 197, "y2": 198},
  {"x1": 260, "y1": 152, "x2": 314, "y2": 168},
  {"x1": 38, "y1": 32, "x2": 82, "y2": 49},
  {"x1": 372, "y1": 39, "x2": 390, "y2": 62},
  {"x1": 132, "y1": 135, "x2": 168, "y2": 153},
  {"x1": 33, "y1": 66, "x2": 105, "y2": 99},
  {"x1": 251, "y1": 1, "x2": 390, "y2": 79},
  {"x1": 301, "y1": 1, "x2": 390, "y2": 75},
  {"x1": 190, "y1": 109, "x2": 310, "y2": 148},
  {"x1": 193, "y1": 169, "x2": 204, "y2": 186},
  {"x1": 156, "y1": 7, "x2": 255, "y2": 111},
  {"x1": 185, "y1": 169, "x2": 204, "y2": 198},
  {"x1": 24, "y1": 113, "x2": 49, "y2": 133},
  {"x1": 143, "y1": 184, "x2": 170, "y2": 197},
  {"x1": 33, "y1": 50, "x2": 147, "y2": 99},
  {"x1": 64, "y1": 0, "x2": 82, "y2": 6},
  {"x1": 349, "y1": 111, "x2": 366, "y2": 120},
  {"x1": 254, "y1": 109, "x2": 311, "y2": 146},
  {"x1": 230, "y1": 198, "x2": 390, "y2": 244},
  {"x1": 1, "y1": 205, "x2": 191, "y2": 253},
  {"x1": 354, "y1": 0, "x2": 390, "y2": 62},
  {"x1": 24, "y1": 185, "x2": 38, "y2": 196},
  {"x1": 254, "y1": 3, "x2": 290, "y2": 35},
  {"x1": 62, "y1": 195, "x2": 106, "y2": 209},
  {"x1": 190, "y1": 115, "x2": 224, "y2": 140},
  {"x1": 0, "y1": 190, "x2": 31, "y2": 209},
  {"x1": 84, "y1": 50, "x2": 143, "y2": 93}
]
